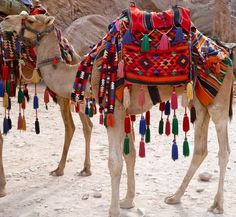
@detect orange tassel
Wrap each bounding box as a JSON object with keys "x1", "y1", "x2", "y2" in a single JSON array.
[{"x1": 107, "y1": 113, "x2": 115, "y2": 127}]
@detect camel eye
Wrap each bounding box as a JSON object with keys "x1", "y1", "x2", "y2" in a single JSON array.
[{"x1": 27, "y1": 20, "x2": 34, "y2": 24}]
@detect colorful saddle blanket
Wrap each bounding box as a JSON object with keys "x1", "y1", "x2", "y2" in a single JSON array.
[{"x1": 122, "y1": 5, "x2": 191, "y2": 85}]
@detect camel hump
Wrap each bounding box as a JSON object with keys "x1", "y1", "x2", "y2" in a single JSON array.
[{"x1": 0, "y1": 0, "x2": 29, "y2": 16}]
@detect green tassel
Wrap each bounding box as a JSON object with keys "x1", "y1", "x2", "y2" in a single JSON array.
[
  {"x1": 141, "y1": 34, "x2": 150, "y2": 52},
  {"x1": 158, "y1": 118, "x2": 164, "y2": 135},
  {"x1": 18, "y1": 88, "x2": 24, "y2": 104},
  {"x1": 123, "y1": 135, "x2": 130, "y2": 155},
  {"x1": 183, "y1": 138, "x2": 190, "y2": 157},
  {"x1": 104, "y1": 114, "x2": 107, "y2": 128},
  {"x1": 145, "y1": 127, "x2": 151, "y2": 143},
  {"x1": 89, "y1": 106, "x2": 93, "y2": 118},
  {"x1": 172, "y1": 115, "x2": 179, "y2": 135}
]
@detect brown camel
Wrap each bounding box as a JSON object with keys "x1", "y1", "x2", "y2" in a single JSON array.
[{"x1": 1, "y1": 12, "x2": 234, "y2": 217}]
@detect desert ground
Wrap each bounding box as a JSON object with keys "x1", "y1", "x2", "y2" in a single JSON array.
[{"x1": 0, "y1": 84, "x2": 236, "y2": 217}]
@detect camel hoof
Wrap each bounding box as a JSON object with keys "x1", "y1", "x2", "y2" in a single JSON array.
[
  {"x1": 0, "y1": 189, "x2": 6, "y2": 197},
  {"x1": 50, "y1": 168, "x2": 64, "y2": 176},
  {"x1": 109, "y1": 208, "x2": 120, "y2": 217},
  {"x1": 120, "y1": 198, "x2": 135, "y2": 209},
  {"x1": 208, "y1": 205, "x2": 224, "y2": 214},
  {"x1": 164, "y1": 194, "x2": 181, "y2": 204},
  {"x1": 78, "y1": 168, "x2": 92, "y2": 177}
]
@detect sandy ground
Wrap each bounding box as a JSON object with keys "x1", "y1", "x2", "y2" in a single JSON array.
[{"x1": 0, "y1": 84, "x2": 236, "y2": 217}]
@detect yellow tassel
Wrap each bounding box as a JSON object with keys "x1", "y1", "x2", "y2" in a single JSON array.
[
  {"x1": 3, "y1": 92, "x2": 9, "y2": 108},
  {"x1": 123, "y1": 86, "x2": 130, "y2": 109},
  {"x1": 187, "y1": 82, "x2": 193, "y2": 101},
  {"x1": 22, "y1": 116, "x2": 26, "y2": 131},
  {"x1": 181, "y1": 91, "x2": 189, "y2": 108},
  {"x1": 32, "y1": 69, "x2": 41, "y2": 84}
]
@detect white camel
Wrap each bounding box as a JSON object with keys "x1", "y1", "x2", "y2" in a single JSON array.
[{"x1": 0, "y1": 12, "x2": 234, "y2": 217}]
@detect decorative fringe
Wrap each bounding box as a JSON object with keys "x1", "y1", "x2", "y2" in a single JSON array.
[
  {"x1": 165, "y1": 118, "x2": 171, "y2": 136},
  {"x1": 122, "y1": 29, "x2": 134, "y2": 44},
  {"x1": 139, "y1": 115, "x2": 146, "y2": 136},
  {"x1": 174, "y1": 27, "x2": 184, "y2": 43},
  {"x1": 158, "y1": 118, "x2": 164, "y2": 135},
  {"x1": 183, "y1": 138, "x2": 190, "y2": 157},
  {"x1": 172, "y1": 141, "x2": 179, "y2": 161},
  {"x1": 123, "y1": 135, "x2": 130, "y2": 155},
  {"x1": 190, "y1": 106, "x2": 196, "y2": 124},
  {"x1": 158, "y1": 34, "x2": 170, "y2": 50},
  {"x1": 139, "y1": 138, "x2": 145, "y2": 158},
  {"x1": 172, "y1": 115, "x2": 179, "y2": 136},
  {"x1": 33, "y1": 95, "x2": 39, "y2": 109},
  {"x1": 118, "y1": 60, "x2": 124, "y2": 78},
  {"x1": 35, "y1": 118, "x2": 40, "y2": 134},
  {"x1": 171, "y1": 90, "x2": 178, "y2": 110},
  {"x1": 164, "y1": 101, "x2": 171, "y2": 116},
  {"x1": 107, "y1": 113, "x2": 115, "y2": 127},
  {"x1": 3, "y1": 117, "x2": 9, "y2": 135},
  {"x1": 141, "y1": 34, "x2": 151, "y2": 52}
]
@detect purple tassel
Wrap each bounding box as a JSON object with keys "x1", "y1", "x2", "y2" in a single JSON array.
[
  {"x1": 3, "y1": 117, "x2": 9, "y2": 135},
  {"x1": 172, "y1": 141, "x2": 179, "y2": 161},
  {"x1": 122, "y1": 29, "x2": 134, "y2": 45},
  {"x1": 174, "y1": 27, "x2": 184, "y2": 43}
]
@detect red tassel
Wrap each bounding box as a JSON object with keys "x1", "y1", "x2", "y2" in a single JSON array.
[
  {"x1": 131, "y1": 115, "x2": 136, "y2": 122},
  {"x1": 159, "y1": 102, "x2": 165, "y2": 111},
  {"x1": 183, "y1": 114, "x2": 190, "y2": 132},
  {"x1": 99, "y1": 113, "x2": 104, "y2": 125},
  {"x1": 165, "y1": 118, "x2": 171, "y2": 136},
  {"x1": 22, "y1": 97, "x2": 26, "y2": 110},
  {"x1": 145, "y1": 111, "x2": 150, "y2": 126},
  {"x1": 158, "y1": 34, "x2": 170, "y2": 50},
  {"x1": 44, "y1": 88, "x2": 50, "y2": 104},
  {"x1": 107, "y1": 114, "x2": 115, "y2": 127},
  {"x1": 124, "y1": 115, "x2": 131, "y2": 134},
  {"x1": 75, "y1": 104, "x2": 80, "y2": 113},
  {"x1": 139, "y1": 138, "x2": 145, "y2": 158},
  {"x1": 10, "y1": 81, "x2": 15, "y2": 97},
  {"x1": 17, "y1": 113, "x2": 23, "y2": 130},
  {"x1": 52, "y1": 57, "x2": 57, "y2": 65},
  {"x1": 2, "y1": 65, "x2": 9, "y2": 80},
  {"x1": 171, "y1": 91, "x2": 178, "y2": 110}
]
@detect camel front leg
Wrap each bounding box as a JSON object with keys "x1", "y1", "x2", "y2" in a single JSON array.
[
  {"x1": 50, "y1": 97, "x2": 75, "y2": 176},
  {"x1": 78, "y1": 112, "x2": 93, "y2": 177},
  {"x1": 108, "y1": 107, "x2": 125, "y2": 217},
  {"x1": 120, "y1": 128, "x2": 136, "y2": 209},
  {"x1": 165, "y1": 98, "x2": 210, "y2": 204},
  {"x1": 0, "y1": 133, "x2": 6, "y2": 197}
]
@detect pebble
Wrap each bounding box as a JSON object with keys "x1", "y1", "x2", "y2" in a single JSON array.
[
  {"x1": 82, "y1": 194, "x2": 89, "y2": 200},
  {"x1": 93, "y1": 192, "x2": 102, "y2": 198},
  {"x1": 196, "y1": 188, "x2": 204, "y2": 193},
  {"x1": 137, "y1": 208, "x2": 145, "y2": 216},
  {"x1": 198, "y1": 172, "x2": 212, "y2": 182}
]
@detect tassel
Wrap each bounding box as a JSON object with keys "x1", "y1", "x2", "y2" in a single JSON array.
[
  {"x1": 6, "y1": 82, "x2": 10, "y2": 96},
  {"x1": 187, "y1": 82, "x2": 193, "y2": 101},
  {"x1": 172, "y1": 115, "x2": 179, "y2": 135},
  {"x1": 183, "y1": 138, "x2": 190, "y2": 157},
  {"x1": 89, "y1": 106, "x2": 93, "y2": 118},
  {"x1": 35, "y1": 118, "x2": 40, "y2": 134},
  {"x1": 171, "y1": 91, "x2": 178, "y2": 110},
  {"x1": 145, "y1": 127, "x2": 151, "y2": 143},
  {"x1": 158, "y1": 118, "x2": 164, "y2": 135},
  {"x1": 22, "y1": 116, "x2": 26, "y2": 131},
  {"x1": 122, "y1": 29, "x2": 134, "y2": 44},
  {"x1": 22, "y1": 97, "x2": 26, "y2": 110},
  {"x1": 15, "y1": 40, "x2": 21, "y2": 54},
  {"x1": 139, "y1": 138, "x2": 145, "y2": 158},
  {"x1": 10, "y1": 81, "x2": 15, "y2": 97},
  {"x1": 158, "y1": 34, "x2": 170, "y2": 50},
  {"x1": 33, "y1": 95, "x2": 39, "y2": 109},
  {"x1": 3, "y1": 117, "x2": 9, "y2": 135},
  {"x1": 115, "y1": 20, "x2": 120, "y2": 31},
  {"x1": 190, "y1": 106, "x2": 196, "y2": 123},
  {"x1": 75, "y1": 104, "x2": 80, "y2": 113},
  {"x1": 159, "y1": 102, "x2": 165, "y2": 112},
  {"x1": 52, "y1": 57, "x2": 57, "y2": 66},
  {"x1": 124, "y1": 115, "x2": 131, "y2": 134},
  {"x1": 85, "y1": 101, "x2": 89, "y2": 115},
  {"x1": 165, "y1": 118, "x2": 171, "y2": 136},
  {"x1": 164, "y1": 101, "x2": 171, "y2": 116},
  {"x1": 17, "y1": 113, "x2": 23, "y2": 130},
  {"x1": 18, "y1": 88, "x2": 24, "y2": 104},
  {"x1": 0, "y1": 80, "x2": 4, "y2": 97},
  {"x1": 32, "y1": 69, "x2": 41, "y2": 84},
  {"x1": 138, "y1": 88, "x2": 145, "y2": 107},
  {"x1": 131, "y1": 115, "x2": 136, "y2": 122},
  {"x1": 104, "y1": 114, "x2": 107, "y2": 127},
  {"x1": 7, "y1": 97, "x2": 11, "y2": 110},
  {"x1": 118, "y1": 60, "x2": 124, "y2": 78},
  {"x1": 44, "y1": 88, "x2": 50, "y2": 109},
  {"x1": 183, "y1": 114, "x2": 190, "y2": 132},
  {"x1": 3, "y1": 93, "x2": 9, "y2": 108},
  {"x1": 145, "y1": 111, "x2": 150, "y2": 126},
  {"x1": 123, "y1": 86, "x2": 130, "y2": 109},
  {"x1": 139, "y1": 115, "x2": 146, "y2": 136},
  {"x1": 174, "y1": 27, "x2": 184, "y2": 43},
  {"x1": 123, "y1": 135, "x2": 130, "y2": 155},
  {"x1": 2, "y1": 65, "x2": 9, "y2": 80},
  {"x1": 181, "y1": 91, "x2": 188, "y2": 108},
  {"x1": 99, "y1": 113, "x2": 104, "y2": 125},
  {"x1": 8, "y1": 116, "x2": 12, "y2": 130},
  {"x1": 172, "y1": 141, "x2": 179, "y2": 161},
  {"x1": 93, "y1": 103, "x2": 97, "y2": 115},
  {"x1": 141, "y1": 34, "x2": 151, "y2": 52},
  {"x1": 107, "y1": 113, "x2": 115, "y2": 127}
]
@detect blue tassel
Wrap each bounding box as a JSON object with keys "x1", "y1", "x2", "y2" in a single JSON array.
[
  {"x1": 139, "y1": 115, "x2": 146, "y2": 136},
  {"x1": 33, "y1": 95, "x2": 39, "y2": 109},
  {"x1": 7, "y1": 97, "x2": 11, "y2": 110},
  {"x1": 164, "y1": 101, "x2": 171, "y2": 116},
  {"x1": 15, "y1": 40, "x2": 21, "y2": 54},
  {"x1": 3, "y1": 117, "x2": 9, "y2": 135},
  {"x1": 0, "y1": 80, "x2": 4, "y2": 97},
  {"x1": 172, "y1": 141, "x2": 179, "y2": 161},
  {"x1": 122, "y1": 29, "x2": 134, "y2": 45},
  {"x1": 174, "y1": 27, "x2": 184, "y2": 43}
]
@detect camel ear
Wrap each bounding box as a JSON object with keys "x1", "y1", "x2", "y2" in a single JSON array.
[
  {"x1": 44, "y1": 16, "x2": 55, "y2": 26},
  {"x1": 20, "y1": 11, "x2": 29, "y2": 18}
]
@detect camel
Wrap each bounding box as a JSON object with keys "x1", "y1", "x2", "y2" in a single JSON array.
[
  {"x1": 1, "y1": 12, "x2": 234, "y2": 217},
  {"x1": 0, "y1": 13, "x2": 93, "y2": 197}
]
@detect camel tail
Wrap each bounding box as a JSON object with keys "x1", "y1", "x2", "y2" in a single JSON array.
[{"x1": 229, "y1": 85, "x2": 233, "y2": 121}]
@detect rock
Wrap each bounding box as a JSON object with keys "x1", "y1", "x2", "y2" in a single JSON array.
[
  {"x1": 196, "y1": 188, "x2": 204, "y2": 193},
  {"x1": 93, "y1": 192, "x2": 102, "y2": 198},
  {"x1": 198, "y1": 172, "x2": 213, "y2": 182},
  {"x1": 137, "y1": 207, "x2": 146, "y2": 216},
  {"x1": 82, "y1": 194, "x2": 89, "y2": 200}
]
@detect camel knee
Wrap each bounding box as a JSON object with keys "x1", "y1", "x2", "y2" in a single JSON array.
[
  {"x1": 218, "y1": 151, "x2": 229, "y2": 168},
  {"x1": 108, "y1": 157, "x2": 123, "y2": 178}
]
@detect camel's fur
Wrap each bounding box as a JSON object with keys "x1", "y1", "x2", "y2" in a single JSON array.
[{"x1": 1, "y1": 14, "x2": 235, "y2": 217}]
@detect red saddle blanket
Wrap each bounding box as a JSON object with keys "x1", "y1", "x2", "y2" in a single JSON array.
[{"x1": 122, "y1": 5, "x2": 191, "y2": 85}]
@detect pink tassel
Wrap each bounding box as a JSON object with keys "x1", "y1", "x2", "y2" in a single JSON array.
[
  {"x1": 138, "y1": 88, "x2": 145, "y2": 107},
  {"x1": 165, "y1": 118, "x2": 171, "y2": 136},
  {"x1": 158, "y1": 34, "x2": 170, "y2": 50},
  {"x1": 139, "y1": 138, "x2": 145, "y2": 158},
  {"x1": 117, "y1": 60, "x2": 124, "y2": 78},
  {"x1": 115, "y1": 20, "x2": 120, "y2": 31},
  {"x1": 171, "y1": 91, "x2": 178, "y2": 110},
  {"x1": 99, "y1": 113, "x2": 104, "y2": 125}
]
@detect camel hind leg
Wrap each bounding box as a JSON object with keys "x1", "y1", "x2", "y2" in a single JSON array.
[
  {"x1": 0, "y1": 133, "x2": 6, "y2": 197},
  {"x1": 165, "y1": 96, "x2": 210, "y2": 204},
  {"x1": 50, "y1": 97, "x2": 75, "y2": 176}
]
